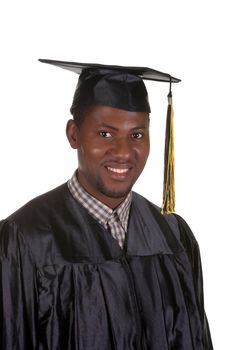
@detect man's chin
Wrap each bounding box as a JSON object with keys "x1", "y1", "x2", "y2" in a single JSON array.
[
  {"x1": 102, "y1": 188, "x2": 131, "y2": 199},
  {"x1": 98, "y1": 182, "x2": 133, "y2": 199}
]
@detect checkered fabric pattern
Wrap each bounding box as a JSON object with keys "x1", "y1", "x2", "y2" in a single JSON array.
[{"x1": 67, "y1": 171, "x2": 132, "y2": 248}]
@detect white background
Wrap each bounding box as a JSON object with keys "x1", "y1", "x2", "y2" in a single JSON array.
[{"x1": 0, "y1": 1, "x2": 232, "y2": 348}]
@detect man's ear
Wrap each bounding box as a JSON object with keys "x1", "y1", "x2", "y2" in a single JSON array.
[{"x1": 66, "y1": 119, "x2": 80, "y2": 149}]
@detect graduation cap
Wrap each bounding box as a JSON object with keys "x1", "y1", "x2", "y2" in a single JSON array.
[{"x1": 39, "y1": 59, "x2": 181, "y2": 214}]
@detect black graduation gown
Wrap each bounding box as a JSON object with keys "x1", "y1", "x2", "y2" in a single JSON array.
[{"x1": 0, "y1": 184, "x2": 213, "y2": 350}]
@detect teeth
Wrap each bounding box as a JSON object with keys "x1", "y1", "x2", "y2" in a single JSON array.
[{"x1": 107, "y1": 167, "x2": 129, "y2": 174}]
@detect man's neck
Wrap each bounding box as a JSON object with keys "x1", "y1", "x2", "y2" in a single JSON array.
[{"x1": 77, "y1": 172, "x2": 130, "y2": 210}]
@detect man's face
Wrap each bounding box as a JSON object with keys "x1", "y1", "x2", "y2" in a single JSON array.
[{"x1": 67, "y1": 105, "x2": 150, "y2": 208}]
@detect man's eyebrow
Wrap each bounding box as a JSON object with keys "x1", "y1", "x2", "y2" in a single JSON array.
[
  {"x1": 130, "y1": 125, "x2": 148, "y2": 131},
  {"x1": 97, "y1": 123, "x2": 118, "y2": 131},
  {"x1": 97, "y1": 123, "x2": 148, "y2": 131}
]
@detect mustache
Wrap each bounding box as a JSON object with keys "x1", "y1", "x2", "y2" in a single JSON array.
[{"x1": 102, "y1": 160, "x2": 135, "y2": 168}]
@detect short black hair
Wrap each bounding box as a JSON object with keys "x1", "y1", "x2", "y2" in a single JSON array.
[{"x1": 71, "y1": 105, "x2": 95, "y2": 127}]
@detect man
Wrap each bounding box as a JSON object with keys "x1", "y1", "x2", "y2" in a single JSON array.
[{"x1": 0, "y1": 59, "x2": 213, "y2": 349}]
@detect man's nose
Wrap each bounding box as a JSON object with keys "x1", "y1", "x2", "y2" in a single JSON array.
[{"x1": 109, "y1": 137, "x2": 133, "y2": 160}]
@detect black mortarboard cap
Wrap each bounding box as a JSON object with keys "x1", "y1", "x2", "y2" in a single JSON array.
[
  {"x1": 39, "y1": 59, "x2": 180, "y2": 115},
  {"x1": 39, "y1": 59, "x2": 181, "y2": 214}
]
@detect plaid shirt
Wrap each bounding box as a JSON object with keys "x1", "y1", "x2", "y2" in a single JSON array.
[{"x1": 67, "y1": 172, "x2": 132, "y2": 248}]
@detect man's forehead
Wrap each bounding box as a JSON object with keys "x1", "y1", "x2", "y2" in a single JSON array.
[{"x1": 80, "y1": 105, "x2": 150, "y2": 127}]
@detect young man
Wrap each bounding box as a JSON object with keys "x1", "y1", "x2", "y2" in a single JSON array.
[{"x1": 0, "y1": 60, "x2": 213, "y2": 349}]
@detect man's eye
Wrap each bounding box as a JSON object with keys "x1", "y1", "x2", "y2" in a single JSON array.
[
  {"x1": 131, "y1": 132, "x2": 143, "y2": 139},
  {"x1": 99, "y1": 131, "x2": 112, "y2": 138}
]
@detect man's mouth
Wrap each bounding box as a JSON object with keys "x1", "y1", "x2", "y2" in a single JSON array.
[{"x1": 106, "y1": 167, "x2": 129, "y2": 174}]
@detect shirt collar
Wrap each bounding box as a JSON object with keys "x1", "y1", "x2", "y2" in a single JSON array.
[{"x1": 67, "y1": 171, "x2": 132, "y2": 231}]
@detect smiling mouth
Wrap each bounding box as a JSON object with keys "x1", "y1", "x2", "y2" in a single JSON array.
[{"x1": 107, "y1": 167, "x2": 130, "y2": 174}]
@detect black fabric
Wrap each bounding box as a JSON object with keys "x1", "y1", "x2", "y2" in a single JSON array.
[
  {"x1": 38, "y1": 59, "x2": 181, "y2": 83},
  {"x1": 70, "y1": 69, "x2": 151, "y2": 114},
  {"x1": 0, "y1": 184, "x2": 213, "y2": 349},
  {"x1": 39, "y1": 59, "x2": 181, "y2": 115}
]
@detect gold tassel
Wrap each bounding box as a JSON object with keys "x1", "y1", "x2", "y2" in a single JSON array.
[{"x1": 161, "y1": 90, "x2": 175, "y2": 214}]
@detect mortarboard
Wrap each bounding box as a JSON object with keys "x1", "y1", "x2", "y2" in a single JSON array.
[{"x1": 39, "y1": 59, "x2": 181, "y2": 214}]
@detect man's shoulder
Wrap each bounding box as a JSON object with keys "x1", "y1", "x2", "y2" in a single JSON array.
[
  {"x1": 132, "y1": 191, "x2": 179, "y2": 231},
  {"x1": 0, "y1": 183, "x2": 74, "y2": 256},
  {"x1": 132, "y1": 191, "x2": 198, "y2": 249},
  {"x1": 3, "y1": 183, "x2": 69, "y2": 227}
]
